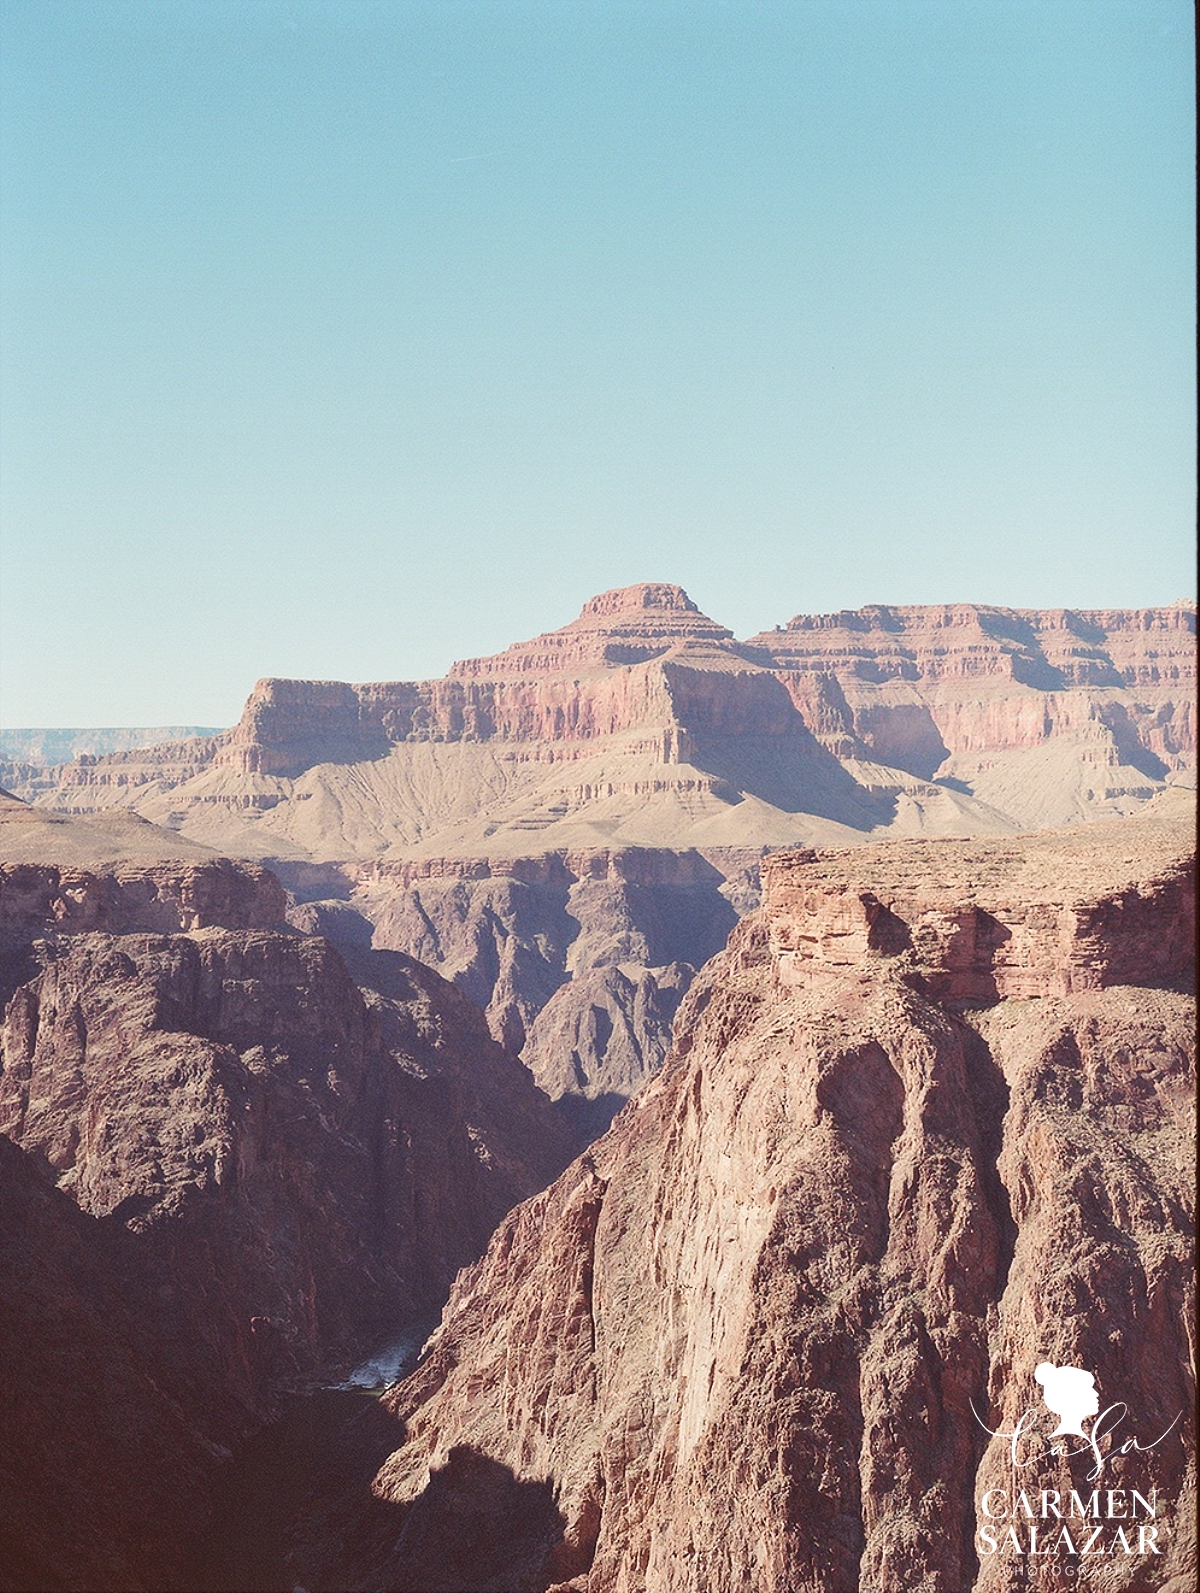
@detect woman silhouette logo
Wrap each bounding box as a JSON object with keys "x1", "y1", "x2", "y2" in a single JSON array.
[{"x1": 1034, "y1": 1361, "x2": 1100, "y2": 1438}]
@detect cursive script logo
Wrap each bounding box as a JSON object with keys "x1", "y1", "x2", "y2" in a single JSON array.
[{"x1": 972, "y1": 1360, "x2": 1183, "y2": 1483}]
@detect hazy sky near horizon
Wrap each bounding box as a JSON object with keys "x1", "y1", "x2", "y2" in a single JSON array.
[{"x1": 1, "y1": 0, "x2": 1194, "y2": 727}]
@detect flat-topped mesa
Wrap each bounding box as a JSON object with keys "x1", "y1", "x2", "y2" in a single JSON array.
[
  {"x1": 214, "y1": 678, "x2": 389, "y2": 776},
  {"x1": 746, "y1": 601, "x2": 1197, "y2": 770},
  {"x1": 764, "y1": 817, "x2": 1195, "y2": 1002},
  {"x1": 15, "y1": 588, "x2": 1193, "y2": 848},
  {"x1": 449, "y1": 582, "x2": 740, "y2": 679}
]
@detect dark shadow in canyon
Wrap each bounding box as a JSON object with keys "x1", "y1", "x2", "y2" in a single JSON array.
[
  {"x1": 187, "y1": 1390, "x2": 404, "y2": 1593},
  {"x1": 555, "y1": 1087, "x2": 628, "y2": 1142},
  {"x1": 190, "y1": 1396, "x2": 571, "y2": 1593}
]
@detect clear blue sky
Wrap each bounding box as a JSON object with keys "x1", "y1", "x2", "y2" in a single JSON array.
[{"x1": 1, "y1": 0, "x2": 1194, "y2": 726}]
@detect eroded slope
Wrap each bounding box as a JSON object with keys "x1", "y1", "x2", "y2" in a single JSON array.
[{"x1": 8, "y1": 587, "x2": 1191, "y2": 860}]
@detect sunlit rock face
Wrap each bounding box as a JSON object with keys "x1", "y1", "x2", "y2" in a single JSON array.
[
  {"x1": 298, "y1": 813, "x2": 1193, "y2": 1593},
  {"x1": 9, "y1": 590, "x2": 1193, "y2": 854},
  {"x1": 351, "y1": 845, "x2": 744, "y2": 1134}
]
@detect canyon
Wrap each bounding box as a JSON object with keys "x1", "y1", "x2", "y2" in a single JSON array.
[
  {"x1": 1, "y1": 585, "x2": 1194, "y2": 1125},
  {"x1": 1, "y1": 586, "x2": 1195, "y2": 1592},
  {"x1": 0, "y1": 800, "x2": 575, "y2": 1591},
  {"x1": 285, "y1": 811, "x2": 1195, "y2": 1593}
]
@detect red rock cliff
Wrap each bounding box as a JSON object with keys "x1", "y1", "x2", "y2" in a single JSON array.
[
  {"x1": 746, "y1": 602, "x2": 1196, "y2": 772},
  {"x1": 200, "y1": 585, "x2": 770, "y2": 778},
  {"x1": 0, "y1": 855, "x2": 285, "y2": 944},
  {"x1": 297, "y1": 815, "x2": 1194, "y2": 1593}
]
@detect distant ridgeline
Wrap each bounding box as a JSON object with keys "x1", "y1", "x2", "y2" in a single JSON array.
[
  {"x1": 5, "y1": 586, "x2": 1192, "y2": 857},
  {"x1": 0, "y1": 728, "x2": 224, "y2": 766}
]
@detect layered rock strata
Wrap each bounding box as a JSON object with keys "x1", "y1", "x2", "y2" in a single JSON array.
[
  {"x1": 0, "y1": 855, "x2": 283, "y2": 945},
  {"x1": 339, "y1": 847, "x2": 750, "y2": 1133},
  {"x1": 5, "y1": 588, "x2": 1191, "y2": 857},
  {"x1": 0, "y1": 793, "x2": 288, "y2": 1003},
  {"x1": 293, "y1": 814, "x2": 1194, "y2": 1593},
  {"x1": 745, "y1": 603, "x2": 1196, "y2": 817},
  {"x1": 0, "y1": 727, "x2": 221, "y2": 765},
  {"x1": 2, "y1": 586, "x2": 1192, "y2": 1149}
]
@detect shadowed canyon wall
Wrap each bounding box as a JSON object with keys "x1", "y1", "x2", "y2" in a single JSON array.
[{"x1": 0, "y1": 833, "x2": 574, "y2": 1592}]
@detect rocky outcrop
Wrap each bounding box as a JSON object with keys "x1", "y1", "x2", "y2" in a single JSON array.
[
  {"x1": 8, "y1": 589, "x2": 1191, "y2": 857},
  {"x1": 342, "y1": 847, "x2": 748, "y2": 1130},
  {"x1": 0, "y1": 849, "x2": 287, "y2": 1013},
  {"x1": 0, "y1": 840, "x2": 576, "y2": 1590},
  {"x1": 200, "y1": 586, "x2": 778, "y2": 780},
  {"x1": 451, "y1": 582, "x2": 744, "y2": 677},
  {"x1": 292, "y1": 814, "x2": 1194, "y2": 1593},
  {"x1": 763, "y1": 822, "x2": 1195, "y2": 1002},
  {"x1": 0, "y1": 855, "x2": 285, "y2": 943},
  {"x1": 520, "y1": 960, "x2": 694, "y2": 1141},
  {"x1": 1, "y1": 925, "x2": 573, "y2": 1375}
]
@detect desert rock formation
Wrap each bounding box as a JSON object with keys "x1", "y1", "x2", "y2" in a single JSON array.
[
  {"x1": 745, "y1": 602, "x2": 1195, "y2": 830},
  {"x1": 0, "y1": 926, "x2": 572, "y2": 1351},
  {"x1": 340, "y1": 846, "x2": 748, "y2": 1135},
  {"x1": 4, "y1": 587, "x2": 1190, "y2": 1127},
  {"x1": 0, "y1": 812, "x2": 574, "y2": 1590},
  {"x1": 6, "y1": 587, "x2": 1191, "y2": 860},
  {"x1": 293, "y1": 812, "x2": 1194, "y2": 1593},
  {"x1": 0, "y1": 1132, "x2": 261, "y2": 1592}
]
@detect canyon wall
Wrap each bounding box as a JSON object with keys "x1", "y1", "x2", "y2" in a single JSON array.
[
  {"x1": 292, "y1": 813, "x2": 1194, "y2": 1593},
  {"x1": 0, "y1": 1133, "x2": 259, "y2": 1592},
  {"x1": 0, "y1": 821, "x2": 575, "y2": 1591},
  {"x1": 0, "y1": 854, "x2": 283, "y2": 945},
  {"x1": 0, "y1": 928, "x2": 573, "y2": 1360},
  {"x1": 1, "y1": 588, "x2": 1194, "y2": 1589},
  {"x1": 746, "y1": 603, "x2": 1196, "y2": 806},
  {"x1": 5, "y1": 585, "x2": 1190, "y2": 1148},
  {"x1": 339, "y1": 847, "x2": 749, "y2": 1134}
]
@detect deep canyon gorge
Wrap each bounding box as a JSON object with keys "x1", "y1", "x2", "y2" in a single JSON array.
[{"x1": 0, "y1": 585, "x2": 1194, "y2": 1593}]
